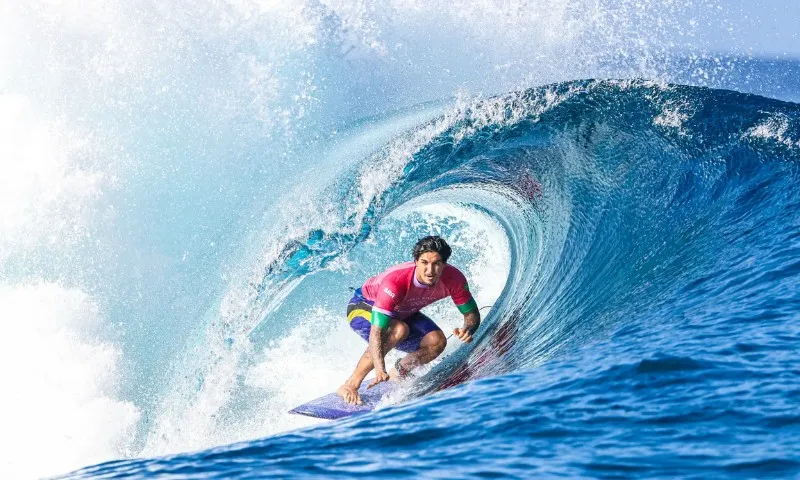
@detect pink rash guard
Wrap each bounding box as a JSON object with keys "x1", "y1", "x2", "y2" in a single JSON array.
[{"x1": 360, "y1": 261, "x2": 477, "y2": 324}]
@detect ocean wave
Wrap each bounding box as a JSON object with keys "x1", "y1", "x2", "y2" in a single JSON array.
[{"x1": 122, "y1": 80, "x2": 800, "y2": 474}]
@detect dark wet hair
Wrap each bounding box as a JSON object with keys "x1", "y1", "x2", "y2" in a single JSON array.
[{"x1": 412, "y1": 236, "x2": 452, "y2": 262}]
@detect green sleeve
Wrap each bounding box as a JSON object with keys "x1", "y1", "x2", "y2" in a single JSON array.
[
  {"x1": 457, "y1": 298, "x2": 478, "y2": 314},
  {"x1": 372, "y1": 310, "x2": 392, "y2": 328}
]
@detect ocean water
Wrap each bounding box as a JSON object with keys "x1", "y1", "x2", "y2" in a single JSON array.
[{"x1": 1, "y1": 1, "x2": 799, "y2": 479}]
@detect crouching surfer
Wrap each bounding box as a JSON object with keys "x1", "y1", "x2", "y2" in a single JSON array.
[{"x1": 337, "y1": 236, "x2": 481, "y2": 405}]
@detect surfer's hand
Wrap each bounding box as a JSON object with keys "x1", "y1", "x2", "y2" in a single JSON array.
[
  {"x1": 368, "y1": 369, "x2": 389, "y2": 388},
  {"x1": 337, "y1": 384, "x2": 363, "y2": 405},
  {"x1": 454, "y1": 327, "x2": 473, "y2": 343}
]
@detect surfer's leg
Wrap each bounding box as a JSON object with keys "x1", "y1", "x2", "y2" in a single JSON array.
[
  {"x1": 398, "y1": 329, "x2": 447, "y2": 372},
  {"x1": 393, "y1": 313, "x2": 445, "y2": 376}
]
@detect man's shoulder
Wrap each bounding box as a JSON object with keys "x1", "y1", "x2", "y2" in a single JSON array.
[
  {"x1": 377, "y1": 261, "x2": 415, "y2": 284},
  {"x1": 442, "y1": 264, "x2": 468, "y2": 283},
  {"x1": 382, "y1": 261, "x2": 416, "y2": 275},
  {"x1": 443, "y1": 263, "x2": 466, "y2": 276}
]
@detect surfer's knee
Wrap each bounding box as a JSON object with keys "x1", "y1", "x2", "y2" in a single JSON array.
[
  {"x1": 426, "y1": 330, "x2": 447, "y2": 356},
  {"x1": 390, "y1": 320, "x2": 409, "y2": 343}
]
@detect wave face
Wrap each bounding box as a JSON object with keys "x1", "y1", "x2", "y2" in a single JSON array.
[{"x1": 60, "y1": 80, "x2": 800, "y2": 478}]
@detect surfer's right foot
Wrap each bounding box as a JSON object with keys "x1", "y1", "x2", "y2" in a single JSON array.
[{"x1": 337, "y1": 384, "x2": 362, "y2": 405}]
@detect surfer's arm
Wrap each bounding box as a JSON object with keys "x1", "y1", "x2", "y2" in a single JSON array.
[
  {"x1": 368, "y1": 278, "x2": 402, "y2": 375},
  {"x1": 462, "y1": 308, "x2": 481, "y2": 335},
  {"x1": 453, "y1": 290, "x2": 480, "y2": 343},
  {"x1": 368, "y1": 323, "x2": 389, "y2": 374},
  {"x1": 449, "y1": 270, "x2": 480, "y2": 336}
]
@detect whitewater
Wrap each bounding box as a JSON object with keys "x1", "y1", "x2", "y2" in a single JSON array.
[{"x1": 1, "y1": 1, "x2": 798, "y2": 478}]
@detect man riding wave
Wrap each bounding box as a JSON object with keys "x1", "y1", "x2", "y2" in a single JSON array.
[{"x1": 337, "y1": 236, "x2": 481, "y2": 405}]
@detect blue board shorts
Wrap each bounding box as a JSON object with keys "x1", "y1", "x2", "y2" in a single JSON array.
[{"x1": 347, "y1": 289, "x2": 441, "y2": 353}]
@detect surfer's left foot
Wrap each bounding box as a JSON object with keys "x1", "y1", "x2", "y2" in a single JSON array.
[
  {"x1": 336, "y1": 383, "x2": 362, "y2": 405},
  {"x1": 392, "y1": 357, "x2": 412, "y2": 380},
  {"x1": 394, "y1": 358, "x2": 411, "y2": 380}
]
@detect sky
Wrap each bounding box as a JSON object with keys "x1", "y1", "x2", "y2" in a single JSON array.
[{"x1": 693, "y1": 0, "x2": 800, "y2": 58}]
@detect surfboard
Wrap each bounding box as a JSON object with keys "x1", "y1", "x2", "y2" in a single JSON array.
[{"x1": 289, "y1": 379, "x2": 397, "y2": 419}]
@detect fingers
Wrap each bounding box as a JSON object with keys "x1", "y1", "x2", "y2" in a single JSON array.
[
  {"x1": 368, "y1": 372, "x2": 389, "y2": 389},
  {"x1": 453, "y1": 328, "x2": 473, "y2": 343}
]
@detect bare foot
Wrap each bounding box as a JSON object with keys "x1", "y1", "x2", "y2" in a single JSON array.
[{"x1": 336, "y1": 384, "x2": 362, "y2": 405}]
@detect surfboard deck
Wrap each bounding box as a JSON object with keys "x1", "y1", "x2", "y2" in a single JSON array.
[{"x1": 289, "y1": 379, "x2": 397, "y2": 419}]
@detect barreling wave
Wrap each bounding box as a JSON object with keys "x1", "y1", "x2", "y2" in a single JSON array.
[
  {"x1": 253, "y1": 78, "x2": 799, "y2": 389},
  {"x1": 124, "y1": 79, "x2": 800, "y2": 463}
]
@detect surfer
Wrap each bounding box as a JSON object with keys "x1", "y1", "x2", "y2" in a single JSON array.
[{"x1": 337, "y1": 235, "x2": 481, "y2": 405}]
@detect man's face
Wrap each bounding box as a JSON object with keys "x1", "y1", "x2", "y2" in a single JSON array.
[{"x1": 415, "y1": 251, "x2": 445, "y2": 286}]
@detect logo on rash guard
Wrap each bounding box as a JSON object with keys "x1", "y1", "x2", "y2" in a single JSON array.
[
  {"x1": 406, "y1": 297, "x2": 437, "y2": 308},
  {"x1": 383, "y1": 287, "x2": 396, "y2": 299}
]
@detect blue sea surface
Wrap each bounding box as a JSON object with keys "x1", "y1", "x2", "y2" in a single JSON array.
[
  {"x1": 59, "y1": 78, "x2": 800, "y2": 478},
  {"x1": 7, "y1": 2, "x2": 800, "y2": 479}
]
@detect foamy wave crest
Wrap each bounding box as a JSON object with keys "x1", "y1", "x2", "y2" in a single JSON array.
[
  {"x1": 0, "y1": 284, "x2": 140, "y2": 479},
  {"x1": 745, "y1": 113, "x2": 799, "y2": 149},
  {"x1": 0, "y1": 90, "x2": 125, "y2": 478},
  {"x1": 0, "y1": 94, "x2": 105, "y2": 262}
]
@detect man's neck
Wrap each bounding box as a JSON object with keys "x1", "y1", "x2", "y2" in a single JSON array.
[{"x1": 413, "y1": 273, "x2": 433, "y2": 288}]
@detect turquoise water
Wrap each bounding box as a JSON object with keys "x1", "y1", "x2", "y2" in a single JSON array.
[{"x1": 2, "y1": 2, "x2": 799, "y2": 478}]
